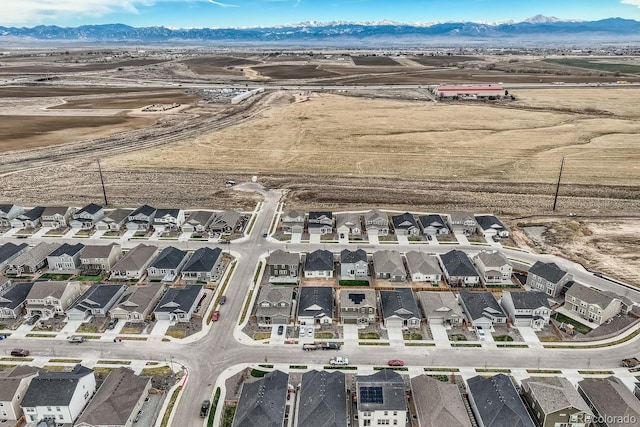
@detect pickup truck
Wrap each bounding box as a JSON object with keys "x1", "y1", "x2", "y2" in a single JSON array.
[
  {"x1": 330, "y1": 357, "x2": 349, "y2": 366},
  {"x1": 621, "y1": 358, "x2": 640, "y2": 368},
  {"x1": 303, "y1": 342, "x2": 341, "y2": 351}
]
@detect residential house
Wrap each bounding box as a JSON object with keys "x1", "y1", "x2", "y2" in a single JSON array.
[
  {"x1": 296, "y1": 370, "x2": 347, "y2": 427},
  {"x1": 146, "y1": 247, "x2": 189, "y2": 281},
  {"x1": 339, "y1": 288, "x2": 377, "y2": 326},
  {"x1": 40, "y1": 206, "x2": 75, "y2": 229},
  {"x1": 280, "y1": 209, "x2": 305, "y2": 234},
  {"x1": 365, "y1": 209, "x2": 389, "y2": 236},
  {"x1": 475, "y1": 214, "x2": 510, "y2": 239},
  {"x1": 458, "y1": 290, "x2": 507, "y2": 330},
  {"x1": 418, "y1": 214, "x2": 450, "y2": 236},
  {"x1": 501, "y1": 291, "x2": 551, "y2": 329},
  {"x1": 10, "y1": 206, "x2": 45, "y2": 229},
  {"x1": 46, "y1": 243, "x2": 84, "y2": 271},
  {"x1": 25, "y1": 281, "x2": 82, "y2": 319},
  {"x1": 69, "y1": 203, "x2": 104, "y2": 230},
  {"x1": 209, "y1": 210, "x2": 242, "y2": 235},
  {"x1": 180, "y1": 211, "x2": 214, "y2": 233},
  {"x1": 181, "y1": 247, "x2": 223, "y2": 282},
  {"x1": 526, "y1": 261, "x2": 573, "y2": 298},
  {"x1": 0, "y1": 282, "x2": 34, "y2": 319},
  {"x1": 266, "y1": 250, "x2": 299, "y2": 284},
  {"x1": 372, "y1": 250, "x2": 406, "y2": 282},
  {"x1": 152, "y1": 208, "x2": 185, "y2": 233},
  {"x1": 297, "y1": 286, "x2": 334, "y2": 325},
  {"x1": 521, "y1": 377, "x2": 592, "y2": 427},
  {"x1": 356, "y1": 370, "x2": 407, "y2": 427},
  {"x1": 153, "y1": 284, "x2": 203, "y2": 322},
  {"x1": 417, "y1": 291, "x2": 464, "y2": 326},
  {"x1": 125, "y1": 205, "x2": 157, "y2": 231},
  {"x1": 0, "y1": 204, "x2": 24, "y2": 227},
  {"x1": 110, "y1": 244, "x2": 158, "y2": 280},
  {"x1": 391, "y1": 212, "x2": 420, "y2": 236},
  {"x1": 110, "y1": 283, "x2": 165, "y2": 323},
  {"x1": 303, "y1": 249, "x2": 334, "y2": 279},
  {"x1": 467, "y1": 374, "x2": 535, "y2": 427},
  {"x1": 564, "y1": 283, "x2": 623, "y2": 325},
  {"x1": 473, "y1": 250, "x2": 513, "y2": 284},
  {"x1": 339, "y1": 249, "x2": 369, "y2": 280},
  {"x1": 447, "y1": 212, "x2": 477, "y2": 236},
  {"x1": 439, "y1": 250, "x2": 480, "y2": 287},
  {"x1": 0, "y1": 242, "x2": 29, "y2": 270},
  {"x1": 21, "y1": 364, "x2": 96, "y2": 425},
  {"x1": 405, "y1": 251, "x2": 442, "y2": 283},
  {"x1": 231, "y1": 370, "x2": 289, "y2": 427},
  {"x1": 578, "y1": 377, "x2": 640, "y2": 427},
  {"x1": 380, "y1": 288, "x2": 421, "y2": 329},
  {"x1": 410, "y1": 375, "x2": 472, "y2": 427},
  {"x1": 79, "y1": 243, "x2": 122, "y2": 272},
  {"x1": 74, "y1": 368, "x2": 151, "y2": 427},
  {"x1": 5, "y1": 242, "x2": 60, "y2": 276},
  {"x1": 66, "y1": 284, "x2": 127, "y2": 320},
  {"x1": 95, "y1": 208, "x2": 133, "y2": 231},
  {"x1": 308, "y1": 211, "x2": 333, "y2": 235},
  {"x1": 336, "y1": 212, "x2": 362, "y2": 238},
  {"x1": 255, "y1": 285, "x2": 293, "y2": 326},
  {"x1": 0, "y1": 365, "x2": 40, "y2": 422}
]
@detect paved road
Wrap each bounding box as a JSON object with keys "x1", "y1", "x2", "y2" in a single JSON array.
[{"x1": 1, "y1": 184, "x2": 639, "y2": 427}]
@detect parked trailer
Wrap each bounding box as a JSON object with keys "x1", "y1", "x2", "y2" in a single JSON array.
[{"x1": 303, "y1": 342, "x2": 341, "y2": 351}]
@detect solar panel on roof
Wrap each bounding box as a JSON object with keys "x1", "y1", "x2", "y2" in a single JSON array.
[
  {"x1": 360, "y1": 386, "x2": 383, "y2": 404},
  {"x1": 349, "y1": 293, "x2": 365, "y2": 304}
]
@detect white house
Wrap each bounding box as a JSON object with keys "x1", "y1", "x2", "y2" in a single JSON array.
[
  {"x1": 500, "y1": 291, "x2": 551, "y2": 329},
  {"x1": 0, "y1": 365, "x2": 40, "y2": 422},
  {"x1": 473, "y1": 250, "x2": 513, "y2": 284},
  {"x1": 356, "y1": 370, "x2": 407, "y2": 427}
]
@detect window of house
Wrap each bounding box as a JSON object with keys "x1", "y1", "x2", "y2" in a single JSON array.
[{"x1": 364, "y1": 420, "x2": 371, "y2": 427}]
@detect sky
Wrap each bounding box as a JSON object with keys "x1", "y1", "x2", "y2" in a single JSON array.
[{"x1": 1, "y1": 0, "x2": 640, "y2": 28}]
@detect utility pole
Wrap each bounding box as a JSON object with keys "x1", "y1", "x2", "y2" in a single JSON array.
[
  {"x1": 552, "y1": 157, "x2": 565, "y2": 211},
  {"x1": 97, "y1": 158, "x2": 108, "y2": 206}
]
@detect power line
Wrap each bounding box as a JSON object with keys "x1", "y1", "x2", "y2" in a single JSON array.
[
  {"x1": 552, "y1": 157, "x2": 565, "y2": 211},
  {"x1": 97, "y1": 158, "x2": 108, "y2": 207}
]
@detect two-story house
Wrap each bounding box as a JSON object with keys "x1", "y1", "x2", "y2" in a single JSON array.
[
  {"x1": 126, "y1": 205, "x2": 157, "y2": 231},
  {"x1": 578, "y1": 377, "x2": 640, "y2": 427},
  {"x1": 0, "y1": 204, "x2": 24, "y2": 227},
  {"x1": 418, "y1": 214, "x2": 450, "y2": 236},
  {"x1": 255, "y1": 285, "x2": 294, "y2": 326},
  {"x1": 79, "y1": 243, "x2": 122, "y2": 272},
  {"x1": 521, "y1": 377, "x2": 592, "y2": 427},
  {"x1": 46, "y1": 243, "x2": 84, "y2": 271},
  {"x1": 372, "y1": 250, "x2": 406, "y2": 282},
  {"x1": 5, "y1": 242, "x2": 60, "y2": 276},
  {"x1": 10, "y1": 206, "x2": 45, "y2": 229},
  {"x1": 180, "y1": 211, "x2": 214, "y2": 233},
  {"x1": 447, "y1": 212, "x2": 477, "y2": 236},
  {"x1": 473, "y1": 250, "x2": 513, "y2": 284},
  {"x1": 280, "y1": 209, "x2": 305, "y2": 234},
  {"x1": 266, "y1": 250, "x2": 300, "y2": 284},
  {"x1": 181, "y1": 247, "x2": 223, "y2": 282},
  {"x1": 69, "y1": 203, "x2": 104, "y2": 230},
  {"x1": 297, "y1": 286, "x2": 334, "y2": 325},
  {"x1": 66, "y1": 283, "x2": 128, "y2": 320},
  {"x1": 500, "y1": 291, "x2": 551, "y2": 329},
  {"x1": 307, "y1": 211, "x2": 333, "y2": 235},
  {"x1": 439, "y1": 250, "x2": 480, "y2": 287},
  {"x1": 391, "y1": 212, "x2": 420, "y2": 236},
  {"x1": 380, "y1": 288, "x2": 421, "y2": 329},
  {"x1": 0, "y1": 282, "x2": 34, "y2": 319},
  {"x1": 339, "y1": 249, "x2": 369, "y2": 280},
  {"x1": 109, "y1": 283, "x2": 165, "y2": 323},
  {"x1": 564, "y1": 283, "x2": 623, "y2": 325},
  {"x1": 364, "y1": 209, "x2": 389, "y2": 236},
  {"x1": 152, "y1": 208, "x2": 185, "y2": 233},
  {"x1": 25, "y1": 281, "x2": 82, "y2": 319},
  {"x1": 526, "y1": 261, "x2": 573, "y2": 297},
  {"x1": 0, "y1": 366, "x2": 40, "y2": 422},
  {"x1": 303, "y1": 249, "x2": 334, "y2": 279},
  {"x1": 336, "y1": 213, "x2": 362, "y2": 238},
  {"x1": 405, "y1": 251, "x2": 442, "y2": 283},
  {"x1": 356, "y1": 370, "x2": 407, "y2": 427},
  {"x1": 339, "y1": 288, "x2": 376, "y2": 326},
  {"x1": 146, "y1": 246, "x2": 189, "y2": 281},
  {"x1": 110, "y1": 244, "x2": 158, "y2": 280},
  {"x1": 95, "y1": 208, "x2": 132, "y2": 231},
  {"x1": 40, "y1": 206, "x2": 75, "y2": 229}
]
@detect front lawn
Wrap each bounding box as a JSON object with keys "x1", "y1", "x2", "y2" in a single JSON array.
[
  {"x1": 551, "y1": 313, "x2": 593, "y2": 334},
  {"x1": 76, "y1": 324, "x2": 99, "y2": 333},
  {"x1": 403, "y1": 333, "x2": 423, "y2": 340},
  {"x1": 339, "y1": 280, "x2": 369, "y2": 286},
  {"x1": 358, "y1": 332, "x2": 380, "y2": 339},
  {"x1": 74, "y1": 275, "x2": 105, "y2": 282},
  {"x1": 39, "y1": 273, "x2": 73, "y2": 280},
  {"x1": 493, "y1": 335, "x2": 514, "y2": 342}
]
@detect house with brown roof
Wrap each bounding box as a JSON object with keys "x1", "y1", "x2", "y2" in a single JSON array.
[
  {"x1": 365, "y1": 209, "x2": 389, "y2": 236},
  {"x1": 79, "y1": 243, "x2": 122, "y2": 272},
  {"x1": 41, "y1": 206, "x2": 75, "y2": 229},
  {"x1": 564, "y1": 283, "x2": 623, "y2": 325},
  {"x1": 25, "y1": 281, "x2": 82, "y2": 319},
  {"x1": 410, "y1": 375, "x2": 472, "y2": 427},
  {"x1": 95, "y1": 209, "x2": 133, "y2": 231},
  {"x1": 0, "y1": 365, "x2": 40, "y2": 421},
  {"x1": 473, "y1": 250, "x2": 513, "y2": 284},
  {"x1": 110, "y1": 283, "x2": 165, "y2": 323},
  {"x1": 339, "y1": 288, "x2": 376, "y2": 326},
  {"x1": 5, "y1": 242, "x2": 60, "y2": 275},
  {"x1": 255, "y1": 285, "x2": 294, "y2": 326},
  {"x1": 180, "y1": 210, "x2": 215, "y2": 233},
  {"x1": 521, "y1": 377, "x2": 592, "y2": 427},
  {"x1": 110, "y1": 244, "x2": 158, "y2": 280},
  {"x1": 578, "y1": 376, "x2": 640, "y2": 427},
  {"x1": 447, "y1": 212, "x2": 477, "y2": 236}
]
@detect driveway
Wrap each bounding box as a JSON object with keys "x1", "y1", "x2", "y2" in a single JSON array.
[
  {"x1": 455, "y1": 233, "x2": 470, "y2": 245},
  {"x1": 342, "y1": 324, "x2": 359, "y2": 346},
  {"x1": 60, "y1": 320, "x2": 85, "y2": 335},
  {"x1": 270, "y1": 325, "x2": 287, "y2": 344},
  {"x1": 396, "y1": 235, "x2": 409, "y2": 245},
  {"x1": 387, "y1": 325, "x2": 405, "y2": 347},
  {"x1": 429, "y1": 324, "x2": 451, "y2": 348},
  {"x1": 368, "y1": 235, "x2": 380, "y2": 245},
  {"x1": 518, "y1": 326, "x2": 543, "y2": 348},
  {"x1": 309, "y1": 234, "x2": 321, "y2": 244},
  {"x1": 150, "y1": 320, "x2": 172, "y2": 337},
  {"x1": 290, "y1": 232, "x2": 302, "y2": 244}
]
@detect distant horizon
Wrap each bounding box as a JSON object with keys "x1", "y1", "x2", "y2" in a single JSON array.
[{"x1": 1, "y1": 0, "x2": 640, "y2": 29}]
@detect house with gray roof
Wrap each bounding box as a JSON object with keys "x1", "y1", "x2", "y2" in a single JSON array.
[
  {"x1": 0, "y1": 365, "x2": 40, "y2": 422},
  {"x1": 578, "y1": 376, "x2": 640, "y2": 427},
  {"x1": 255, "y1": 285, "x2": 293, "y2": 326},
  {"x1": 66, "y1": 283, "x2": 127, "y2": 320},
  {"x1": 405, "y1": 251, "x2": 442, "y2": 283},
  {"x1": 10, "y1": 206, "x2": 45, "y2": 229},
  {"x1": 521, "y1": 377, "x2": 592, "y2": 427},
  {"x1": 418, "y1": 214, "x2": 449, "y2": 236},
  {"x1": 458, "y1": 290, "x2": 507, "y2": 330},
  {"x1": 439, "y1": 250, "x2": 480, "y2": 287},
  {"x1": 473, "y1": 250, "x2": 513, "y2": 284},
  {"x1": 0, "y1": 204, "x2": 23, "y2": 227},
  {"x1": 365, "y1": 209, "x2": 389, "y2": 236},
  {"x1": 526, "y1": 261, "x2": 573, "y2": 297},
  {"x1": 339, "y1": 288, "x2": 376, "y2": 325},
  {"x1": 501, "y1": 291, "x2": 551, "y2": 329},
  {"x1": 304, "y1": 250, "x2": 334, "y2": 279},
  {"x1": 356, "y1": 370, "x2": 407, "y2": 427},
  {"x1": 69, "y1": 203, "x2": 104, "y2": 230},
  {"x1": 308, "y1": 211, "x2": 333, "y2": 235},
  {"x1": 74, "y1": 367, "x2": 151, "y2": 427},
  {"x1": 564, "y1": 283, "x2": 623, "y2": 325},
  {"x1": 467, "y1": 374, "x2": 535, "y2": 427},
  {"x1": 0, "y1": 242, "x2": 29, "y2": 270},
  {"x1": 41, "y1": 206, "x2": 75, "y2": 229},
  {"x1": 46, "y1": 243, "x2": 84, "y2": 271},
  {"x1": 232, "y1": 370, "x2": 289, "y2": 427},
  {"x1": 110, "y1": 244, "x2": 158, "y2": 280},
  {"x1": 5, "y1": 242, "x2": 61, "y2": 276},
  {"x1": 267, "y1": 250, "x2": 300, "y2": 284},
  {"x1": 297, "y1": 370, "x2": 347, "y2": 427},
  {"x1": 146, "y1": 246, "x2": 189, "y2": 281},
  {"x1": 475, "y1": 214, "x2": 510, "y2": 238},
  {"x1": 280, "y1": 209, "x2": 305, "y2": 234},
  {"x1": 410, "y1": 375, "x2": 472, "y2": 427},
  {"x1": 181, "y1": 247, "x2": 223, "y2": 282},
  {"x1": 0, "y1": 282, "x2": 34, "y2": 319},
  {"x1": 110, "y1": 283, "x2": 165, "y2": 323},
  {"x1": 181, "y1": 210, "x2": 214, "y2": 233},
  {"x1": 79, "y1": 243, "x2": 122, "y2": 272},
  {"x1": 25, "y1": 281, "x2": 82, "y2": 319},
  {"x1": 380, "y1": 288, "x2": 420, "y2": 329},
  {"x1": 153, "y1": 284, "x2": 203, "y2": 322},
  {"x1": 209, "y1": 210, "x2": 242, "y2": 235},
  {"x1": 340, "y1": 249, "x2": 369, "y2": 280},
  {"x1": 126, "y1": 204, "x2": 157, "y2": 231},
  {"x1": 297, "y1": 286, "x2": 334, "y2": 325},
  {"x1": 152, "y1": 208, "x2": 185, "y2": 233},
  {"x1": 372, "y1": 250, "x2": 406, "y2": 282},
  {"x1": 391, "y1": 212, "x2": 420, "y2": 236},
  {"x1": 95, "y1": 208, "x2": 132, "y2": 231},
  {"x1": 447, "y1": 212, "x2": 477, "y2": 236},
  {"x1": 418, "y1": 291, "x2": 464, "y2": 326},
  {"x1": 336, "y1": 212, "x2": 362, "y2": 238},
  {"x1": 21, "y1": 364, "x2": 96, "y2": 425}
]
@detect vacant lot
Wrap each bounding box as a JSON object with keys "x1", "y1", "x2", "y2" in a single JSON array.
[
  {"x1": 350, "y1": 56, "x2": 400, "y2": 66},
  {"x1": 181, "y1": 56, "x2": 261, "y2": 76},
  {"x1": 49, "y1": 92, "x2": 199, "y2": 109},
  {"x1": 253, "y1": 65, "x2": 340, "y2": 79},
  {"x1": 0, "y1": 86, "x2": 165, "y2": 98},
  {"x1": 409, "y1": 55, "x2": 482, "y2": 66},
  {"x1": 0, "y1": 59, "x2": 166, "y2": 74},
  {"x1": 544, "y1": 58, "x2": 640, "y2": 74}
]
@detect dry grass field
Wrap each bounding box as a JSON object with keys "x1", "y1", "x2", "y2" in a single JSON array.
[
  {"x1": 49, "y1": 92, "x2": 199, "y2": 109},
  {"x1": 0, "y1": 59, "x2": 166, "y2": 74},
  {"x1": 350, "y1": 56, "x2": 400, "y2": 66}
]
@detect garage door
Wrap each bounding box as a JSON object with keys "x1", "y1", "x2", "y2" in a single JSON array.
[
  {"x1": 385, "y1": 318, "x2": 404, "y2": 328},
  {"x1": 429, "y1": 317, "x2": 444, "y2": 325}
]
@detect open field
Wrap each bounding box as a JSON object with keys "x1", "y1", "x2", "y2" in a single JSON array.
[
  {"x1": 181, "y1": 56, "x2": 260, "y2": 76},
  {"x1": 0, "y1": 86, "x2": 166, "y2": 98},
  {"x1": 0, "y1": 59, "x2": 167, "y2": 74},
  {"x1": 49, "y1": 91, "x2": 199, "y2": 109},
  {"x1": 350, "y1": 56, "x2": 400, "y2": 66},
  {"x1": 409, "y1": 55, "x2": 482, "y2": 66},
  {"x1": 253, "y1": 64, "x2": 340, "y2": 79},
  {"x1": 545, "y1": 58, "x2": 640, "y2": 74}
]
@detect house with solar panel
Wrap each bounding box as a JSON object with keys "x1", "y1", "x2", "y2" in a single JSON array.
[
  {"x1": 339, "y1": 288, "x2": 376, "y2": 326},
  {"x1": 356, "y1": 370, "x2": 408, "y2": 427}
]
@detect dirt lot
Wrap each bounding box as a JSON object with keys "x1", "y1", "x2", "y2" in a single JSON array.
[
  {"x1": 409, "y1": 55, "x2": 483, "y2": 66},
  {"x1": 350, "y1": 56, "x2": 401, "y2": 66},
  {"x1": 0, "y1": 87, "x2": 166, "y2": 98},
  {"x1": 181, "y1": 56, "x2": 260, "y2": 76},
  {"x1": 253, "y1": 64, "x2": 340, "y2": 79},
  {"x1": 49, "y1": 92, "x2": 200, "y2": 109},
  {"x1": 0, "y1": 59, "x2": 167, "y2": 74}
]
